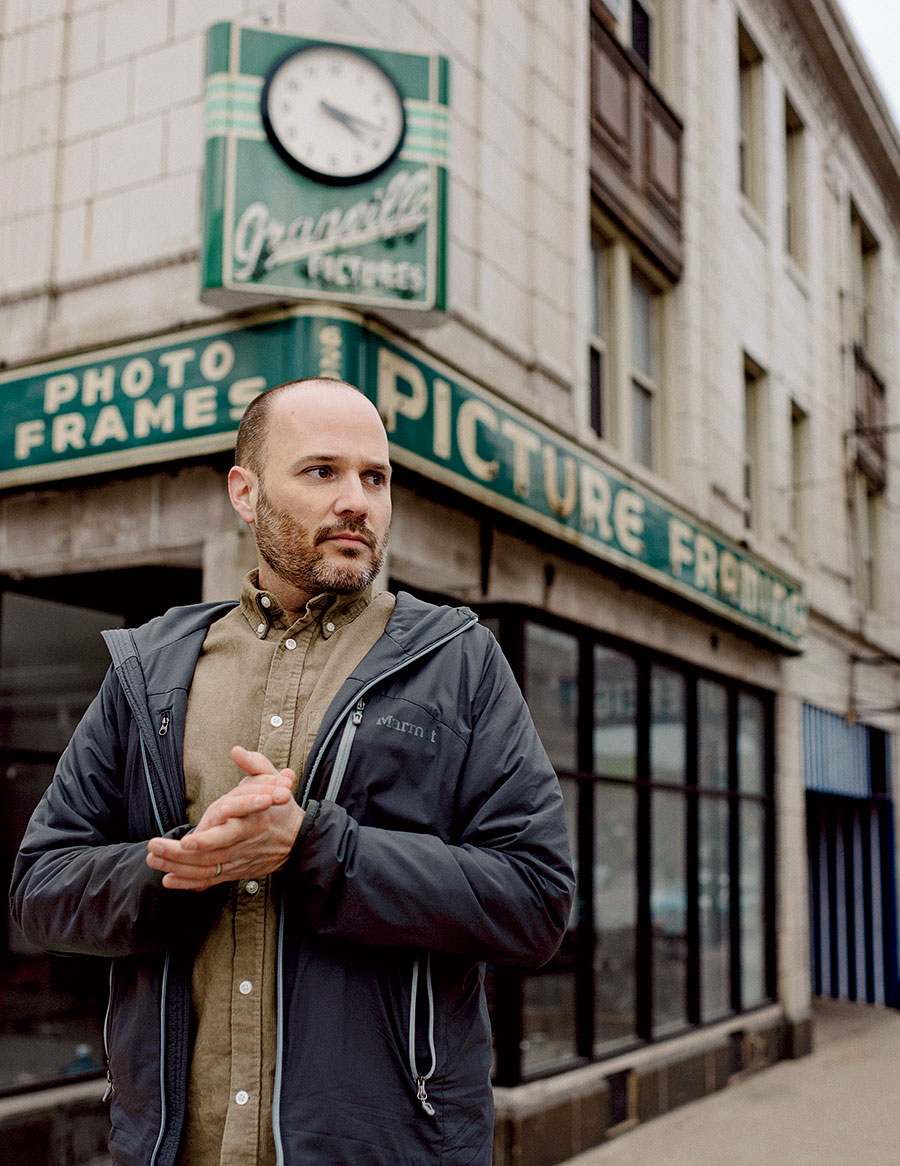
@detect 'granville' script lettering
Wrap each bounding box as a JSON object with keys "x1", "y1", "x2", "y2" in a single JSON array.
[{"x1": 233, "y1": 170, "x2": 431, "y2": 281}]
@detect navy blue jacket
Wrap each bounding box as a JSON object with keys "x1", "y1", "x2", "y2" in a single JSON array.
[{"x1": 10, "y1": 593, "x2": 574, "y2": 1165}]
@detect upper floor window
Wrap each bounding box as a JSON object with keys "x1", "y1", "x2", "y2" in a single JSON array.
[
  {"x1": 854, "y1": 469, "x2": 882, "y2": 612},
  {"x1": 631, "y1": 0, "x2": 652, "y2": 70},
  {"x1": 590, "y1": 235, "x2": 611, "y2": 439},
  {"x1": 589, "y1": 227, "x2": 664, "y2": 473},
  {"x1": 738, "y1": 20, "x2": 764, "y2": 213},
  {"x1": 784, "y1": 96, "x2": 805, "y2": 265},
  {"x1": 850, "y1": 203, "x2": 879, "y2": 359},
  {"x1": 630, "y1": 272, "x2": 659, "y2": 469},
  {"x1": 743, "y1": 354, "x2": 766, "y2": 533},
  {"x1": 789, "y1": 400, "x2": 810, "y2": 559}
]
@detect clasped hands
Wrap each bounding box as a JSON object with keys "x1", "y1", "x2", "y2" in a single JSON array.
[{"x1": 146, "y1": 746, "x2": 304, "y2": 891}]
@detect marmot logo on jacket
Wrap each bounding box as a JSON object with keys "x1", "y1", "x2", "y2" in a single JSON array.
[{"x1": 375, "y1": 713, "x2": 437, "y2": 743}]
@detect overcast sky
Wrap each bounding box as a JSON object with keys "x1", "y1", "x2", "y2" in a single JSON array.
[{"x1": 840, "y1": 0, "x2": 900, "y2": 128}]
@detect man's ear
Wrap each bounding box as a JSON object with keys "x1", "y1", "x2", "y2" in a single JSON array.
[{"x1": 228, "y1": 465, "x2": 258, "y2": 525}]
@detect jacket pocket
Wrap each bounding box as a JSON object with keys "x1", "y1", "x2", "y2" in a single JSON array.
[{"x1": 408, "y1": 952, "x2": 437, "y2": 1116}]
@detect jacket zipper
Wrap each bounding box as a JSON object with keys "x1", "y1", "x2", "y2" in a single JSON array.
[
  {"x1": 102, "y1": 963, "x2": 115, "y2": 1101},
  {"x1": 322, "y1": 700, "x2": 365, "y2": 803},
  {"x1": 273, "y1": 615, "x2": 477, "y2": 1156},
  {"x1": 139, "y1": 720, "x2": 171, "y2": 1166},
  {"x1": 408, "y1": 952, "x2": 437, "y2": 1116}
]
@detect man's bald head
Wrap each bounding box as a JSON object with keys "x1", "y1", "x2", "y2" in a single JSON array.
[{"x1": 235, "y1": 378, "x2": 378, "y2": 479}]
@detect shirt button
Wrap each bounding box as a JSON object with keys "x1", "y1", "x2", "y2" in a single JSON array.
[
  {"x1": 270, "y1": 714, "x2": 283, "y2": 727},
  {"x1": 325, "y1": 621, "x2": 335, "y2": 633},
  {"x1": 245, "y1": 880, "x2": 259, "y2": 895},
  {"x1": 260, "y1": 596, "x2": 271, "y2": 608},
  {"x1": 239, "y1": 980, "x2": 253, "y2": 995},
  {"x1": 235, "y1": 1090, "x2": 249, "y2": 1106},
  {"x1": 256, "y1": 623, "x2": 266, "y2": 635},
  {"x1": 285, "y1": 638, "x2": 297, "y2": 650}
]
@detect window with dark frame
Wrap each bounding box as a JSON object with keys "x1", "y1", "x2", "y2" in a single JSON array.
[
  {"x1": 0, "y1": 569, "x2": 202, "y2": 1097},
  {"x1": 483, "y1": 605, "x2": 776, "y2": 1085}
]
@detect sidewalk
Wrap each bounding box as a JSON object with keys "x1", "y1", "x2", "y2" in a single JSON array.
[{"x1": 562, "y1": 1000, "x2": 900, "y2": 1166}]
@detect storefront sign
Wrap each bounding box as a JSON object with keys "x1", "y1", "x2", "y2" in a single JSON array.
[
  {"x1": 0, "y1": 308, "x2": 806, "y2": 649},
  {"x1": 201, "y1": 24, "x2": 448, "y2": 312}
]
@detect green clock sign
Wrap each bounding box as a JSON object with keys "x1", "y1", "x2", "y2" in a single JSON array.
[{"x1": 201, "y1": 24, "x2": 449, "y2": 313}]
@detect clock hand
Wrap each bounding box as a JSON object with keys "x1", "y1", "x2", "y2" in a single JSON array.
[
  {"x1": 319, "y1": 100, "x2": 384, "y2": 136},
  {"x1": 319, "y1": 100, "x2": 365, "y2": 138}
]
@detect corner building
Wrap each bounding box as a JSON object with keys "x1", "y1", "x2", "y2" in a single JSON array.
[{"x1": 0, "y1": 0, "x2": 898, "y2": 1162}]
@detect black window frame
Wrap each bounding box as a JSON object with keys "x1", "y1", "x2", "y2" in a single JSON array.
[{"x1": 477, "y1": 603, "x2": 777, "y2": 1086}]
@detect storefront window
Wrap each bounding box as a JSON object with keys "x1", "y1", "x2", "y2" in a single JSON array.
[
  {"x1": 650, "y1": 666, "x2": 686, "y2": 784},
  {"x1": 739, "y1": 801, "x2": 767, "y2": 1008},
  {"x1": 699, "y1": 797, "x2": 731, "y2": 1020},
  {"x1": 738, "y1": 692, "x2": 766, "y2": 794},
  {"x1": 593, "y1": 646, "x2": 637, "y2": 778},
  {"x1": 520, "y1": 778, "x2": 579, "y2": 1074},
  {"x1": 651, "y1": 789, "x2": 688, "y2": 1034},
  {"x1": 1, "y1": 592, "x2": 124, "y2": 1092},
  {"x1": 480, "y1": 605, "x2": 775, "y2": 1083},
  {"x1": 524, "y1": 624, "x2": 579, "y2": 771},
  {"x1": 593, "y1": 782, "x2": 637, "y2": 1052},
  {"x1": 1, "y1": 568, "x2": 201, "y2": 1096},
  {"x1": 698, "y1": 679, "x2": 729, "y2": 790}
]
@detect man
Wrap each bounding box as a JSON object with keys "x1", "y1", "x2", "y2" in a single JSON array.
[{"x1": 10, "y1": 379, "x2": 574, "y2": 1165}]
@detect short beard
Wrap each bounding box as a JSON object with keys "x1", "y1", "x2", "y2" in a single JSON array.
[{"x1": 253, "y1": 483, "x2": 387, "y2": 597}]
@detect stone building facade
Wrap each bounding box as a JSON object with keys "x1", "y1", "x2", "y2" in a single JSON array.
[{"x1": 0, "y1": 0, "x2": 898, "y2": 1163}]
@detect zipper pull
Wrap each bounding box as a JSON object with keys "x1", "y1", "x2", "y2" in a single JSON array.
[
  {"x1": 158, "y1": 714, "x2": 170, "y2": 737},
  {"x1": 102, "y1": 1070, "x2": 113, "y2": 1102},
  {"x1": 416, "y1": 1077, "x2": 435, "y2": 1117},
  {"x1": 352, "y1": 699, "x2": 365, "y2": 726}
]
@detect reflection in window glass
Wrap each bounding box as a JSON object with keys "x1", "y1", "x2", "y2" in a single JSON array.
[
  {"x1": 524, "y1": 624, "x2": 579, "y2": 771},
  {"x1": 738, "y1": 692, "x2": 766, "y2": 794},
  {"x1": 650, "y1": 666, "x2": 685, "y2": 784},
  {"x1": 699, "y1": 798, "x2": 731, "y2": 1020},
  {"x1": 698, "y1": 680, "x2": 729, "y2": 790},
  {"x1": 521, "y1": 778, "x2": 578, "y2": 1073},
  {"x1": 651, "y1": 790, "x2": 687, "y2": 1035},
  {"x1": 740, "y1": 801, "x2": 768, "y2": 1008},
  {"x1": 593, "y1": 646, "x2": 637, "y2": 778},
  {"x1": 594, "y1": 783, "x2": 637, "y2": 1052}
]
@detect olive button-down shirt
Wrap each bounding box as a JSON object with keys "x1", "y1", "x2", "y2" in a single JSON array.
[{"x1": 174, "y1": 573, "x2": 394, "y2": 1166}]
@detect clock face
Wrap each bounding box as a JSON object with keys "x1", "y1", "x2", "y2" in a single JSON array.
[{"x1": 261, "y1": 44, "x2": 407, "y2": 184}]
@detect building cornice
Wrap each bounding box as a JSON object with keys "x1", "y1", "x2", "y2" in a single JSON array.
[{"x1": 795, "y1": 0, "x2": 900, "y2": 222}]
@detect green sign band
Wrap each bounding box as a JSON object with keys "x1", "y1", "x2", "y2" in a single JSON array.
[{"x1": 0, "y1": 307, "x2": 806, "y2": 650}]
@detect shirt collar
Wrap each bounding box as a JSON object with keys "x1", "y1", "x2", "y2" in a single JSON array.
[{"x1": 238, "y1": 570, "x2": 376, "y2": 639}]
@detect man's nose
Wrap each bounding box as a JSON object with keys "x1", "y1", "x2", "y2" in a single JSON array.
[{"x1": 333, "y1": 476, "x2": 369, "y2": 516}]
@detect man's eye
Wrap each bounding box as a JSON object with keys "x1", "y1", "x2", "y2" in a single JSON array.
[{"x1": 306, "y1": 466, "x2": 333, "y2": 479}]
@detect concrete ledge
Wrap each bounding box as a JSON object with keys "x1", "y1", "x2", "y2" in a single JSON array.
[{"x1": 493, "y1": 1009, "x2": 811, "y2": 1166}]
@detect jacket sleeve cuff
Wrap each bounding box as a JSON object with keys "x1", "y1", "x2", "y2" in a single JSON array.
[{"x1": 296, "y1": 799, "x2": 320, "y2": 847}]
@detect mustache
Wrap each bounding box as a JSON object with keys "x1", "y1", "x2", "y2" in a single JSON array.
[{"x1": 314, "y1": 519, "x2": 376, "y2": 547}]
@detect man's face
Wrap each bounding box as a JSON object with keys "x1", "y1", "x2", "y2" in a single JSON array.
[{"x1": 239, "y1": 384, "x2": 392, "y2": 603}]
